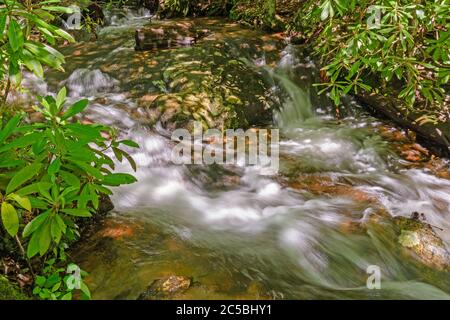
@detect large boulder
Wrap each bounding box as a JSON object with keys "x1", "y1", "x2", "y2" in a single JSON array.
[{"x1": 139, "y1": 42, "x2": 275, "y2": 130}]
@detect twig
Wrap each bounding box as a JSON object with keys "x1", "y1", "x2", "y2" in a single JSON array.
[{"x1": 15, "y1": 235, "x2": 35, "y2": 277}]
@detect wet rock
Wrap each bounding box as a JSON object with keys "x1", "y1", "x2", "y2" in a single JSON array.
[
  {"x1": 149, "y1": 43, "x2": 275, "y2": 130},
  {"x1": 394, "y1": 212, "x2": 450, "y2": 270},
  {"x1": 282, "y1": 174, "x2": 379, "y2": 204},
  {"x1": 357, "y1": 93, "x2": 450, "y2": 158},
  {"x1": 400, "y1": 143, "x2": 430, "y2": 162},
  {"x1": 186, "y1": 165, "x2": 242, "y2": 190},
  {"x1": 135, "y1": 23, "x2": 210, "y2": 51},
  {"x1": 138, "y1": 275, "x2": 192, "y2": 300},
  {"x1": 424, "y1": 158, "x2": 450, "y2": 180}
]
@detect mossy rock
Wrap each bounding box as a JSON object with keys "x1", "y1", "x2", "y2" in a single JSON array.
[
  {"x1": 0, "y1": 276, "x2": 29, "y2": 300},
  {"x1": 394, "y1": 214, "x2": 450, "y2": 271},
  {"x1": 138, "y1": 275, "x2": 192, "y2": 300},
  {"x1": 146, "y1": 42, "x2": 275, "y2": 130}
]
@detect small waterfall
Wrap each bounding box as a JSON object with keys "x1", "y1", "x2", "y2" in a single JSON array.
[
  {"x1": 272, "y1": 71, "x2": 315, "y2": 128},
  {"x1": 269, "y1": 45, "x2": 316, "y2": 128}
]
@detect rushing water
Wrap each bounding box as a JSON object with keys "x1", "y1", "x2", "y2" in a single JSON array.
[{"x1": 21, "y1": 9, "x2": 450, "y2": 299}]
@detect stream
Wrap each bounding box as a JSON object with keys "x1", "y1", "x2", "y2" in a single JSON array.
[{"x1": 21, "y1": 8, "x2": 450, "y2": 299}]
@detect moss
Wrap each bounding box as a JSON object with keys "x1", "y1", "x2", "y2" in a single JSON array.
[{"x1": 0, "y1": 276, "x2": 29, "y2": 300}]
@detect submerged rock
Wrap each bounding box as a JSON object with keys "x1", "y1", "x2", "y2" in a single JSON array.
[
  {"x1": 138, "y1": 275, "x2": 192, "y2": 300},
  {"x1": 395, "y1": 212, "x2": 449, "y2": 270}
]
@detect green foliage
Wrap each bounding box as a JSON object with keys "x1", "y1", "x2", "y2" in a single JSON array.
[
  {"x1": 33, "y1": 255, "x2": 90, "y2": 300},
  {"x1": 290, "y1": 0, "x2": 449, "y2": 118},
  {"x1": 229, "y1": 0, "x2": 275, "y2": 28},
  {"x1": 0, "y1": 87, "x2": 138, "y2": 256},
  {"x1": 161, "y1": 0, "x2": 191, "y2": 16},
  {"x1": 0, "y1": 0, "x2": 76, "y2": 101},
  {"x1": 160, "y1": 0, "x2": 232, "y2": 17},
  {"x1": 0, "y1": 275, "x2": 28, "y2": 299},
  {"x1": 0, "y1": 87, "x2": 139, "y2": 299}
]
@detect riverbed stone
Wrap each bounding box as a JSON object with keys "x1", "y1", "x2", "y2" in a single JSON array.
[
  {"x1": 138, "y1": 275, "x2": 192, "y2": 300},
  {"x1": 394, "y1": 213, "x2": 450, "y2": 271}
]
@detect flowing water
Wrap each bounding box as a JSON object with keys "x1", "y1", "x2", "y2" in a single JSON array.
[{"x1": 22, "y1": 9, "x2": 450, "y2": 299}]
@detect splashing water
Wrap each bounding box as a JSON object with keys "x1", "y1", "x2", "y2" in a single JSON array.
[{"x1": 24, "y1": 16, "x2": 449, "y2": 300}]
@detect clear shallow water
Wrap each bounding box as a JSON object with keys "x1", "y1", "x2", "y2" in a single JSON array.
[{"x1": 23, "y1": 10, "x2": 450, "y2": 299}]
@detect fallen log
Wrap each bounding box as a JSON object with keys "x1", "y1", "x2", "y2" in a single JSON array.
[
  {"x1": 356, "y1": 93, "x2": 450, "y2": 158},
  {"x1": 134, "y1": 25, "x2": 210, "y2": 51}
]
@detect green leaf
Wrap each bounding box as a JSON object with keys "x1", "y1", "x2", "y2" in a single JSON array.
[
  {"x1": 1, "y1": 202, "x2": 19, "y2": 237},
  {"x1": 8, "y1": 19, "x2": 24, "y2": 52},
  {"x1": 102, "y1": 173, "x2": 137, "y2": 186},
  {"x1": 112, "y1": 147, "x2": 123, "y2": 162},
  {"x1": 71, "y1": 160, "x2": 103, "y2": 180},
  {"x1": 59, "y1": 170, "x2": 80, "y2": 190},
  {"x1": 61, "y1": 99, "x2": 89, "y2": 120},
  {"x1": 41, "y1": 6, "x2": 75, "y2": 14},
  {"x1": 61, "y1": 292, "x2": 72, "y2": 300},
  {"x1": 27, "y1": 230, "x2": 40, "y2": 258},
  {"x1": 0, "y1": 14, "x2": 6, "y2": 36},
  {"x1": 23, "y1": 210, "x2": 50, "y2": 238},
  {"x1": 123, "y1": 152, "x2": 137, "y2": 172},
  {"x1": 22, "y1": 55, "x2": 44, "y2": 78},
  {"x1": 9, "y1": 60, "x2": 22, "y2": 85},
  {"x1": 56, "y1": 87, "x2": 67, "y2": 109},
  {"x1": 35, "y1": 276, "x2": 46, "y2": 287},
  {"x1": 0, "y1": 132, "x2": 42, "y2": 152},
  {"x1": 54, "y1": 28, "x2": 75, "y2": 43},
  {"x1": 51, "y1": 281, "x2": 61, "y2": 292},
  {"x1": 55, "y1": 214, "x2": 67, "y2": 234},
  {"x1": 0, "y1": 115, "x2": 21, "y2": 144},
  {"x1": 38, "y1": 181, "x2": 53, "y2": 201},
  {"x1": 51, "y1": 218, "x2": 62, "y2": 243},
  {"x1": 80, "y1": 282, "x2": 91, "y2": 300},
  {"x1": 61, "y1": 208, "x2": 92, "y2": 217},
  {"x1": 8, "y1": 193, "x2": 31, "y2": 211},
  {"x1": 39, "y1": 222, "x2": 52, "y2": 256},
  {"x1": 118, "y1": 140, "x2": 140, "y2": 148},
  {"x1": 48, "y1": 158, "x2": 61, "y2": 176},
  {"x1": 6, "y1": 162, "x2": 43, "y2": 194}
]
